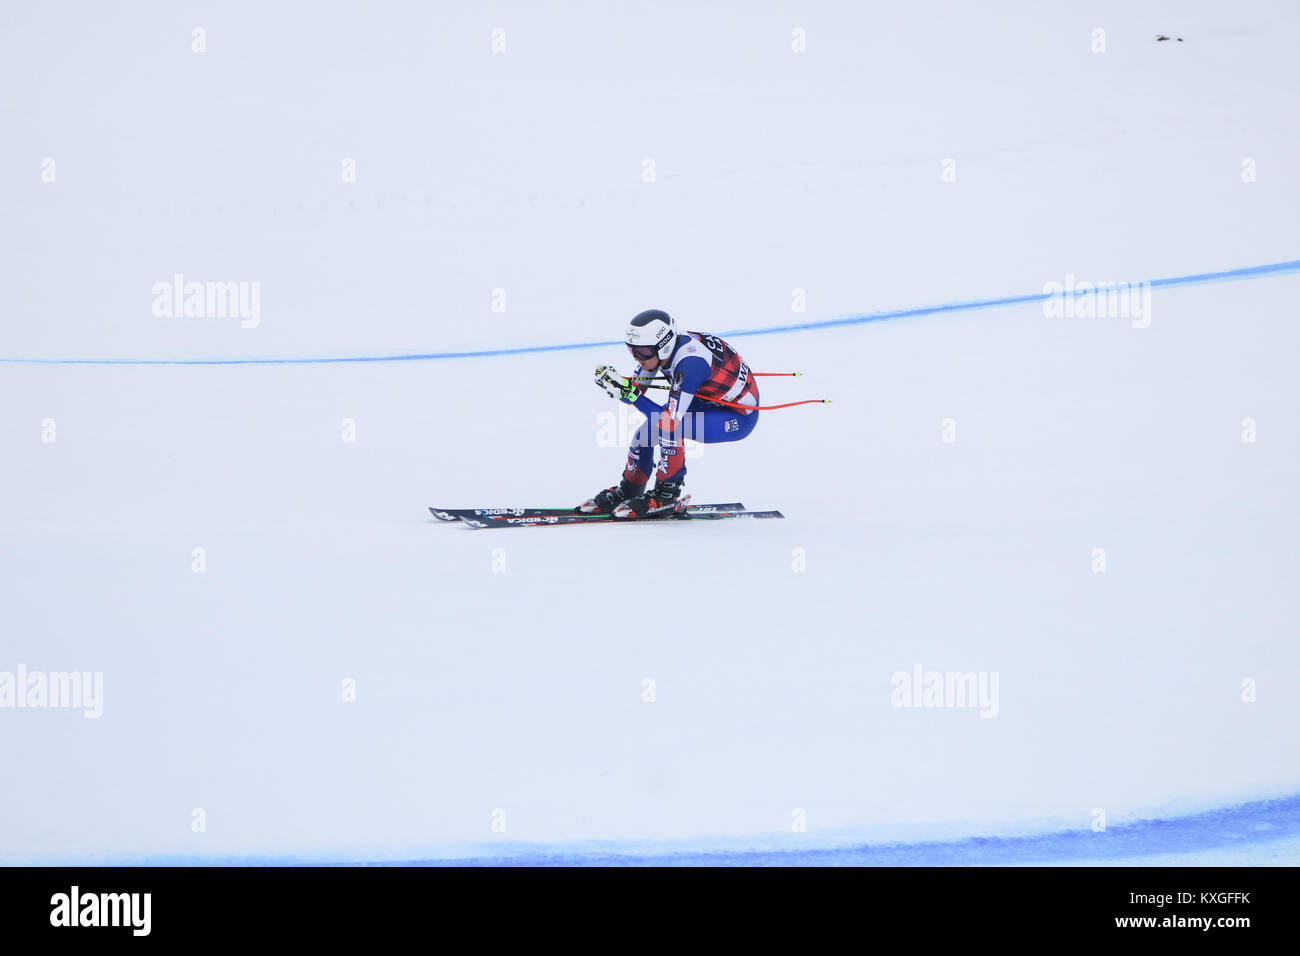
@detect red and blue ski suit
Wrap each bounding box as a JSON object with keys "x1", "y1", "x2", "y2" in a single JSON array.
[{"x1": 620, "y1": 331, "x2": 760, "y2": 487}]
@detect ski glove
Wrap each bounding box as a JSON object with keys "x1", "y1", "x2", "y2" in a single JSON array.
[{"x1": 595, "y1": 365, "x2": 641, "y2": 403}]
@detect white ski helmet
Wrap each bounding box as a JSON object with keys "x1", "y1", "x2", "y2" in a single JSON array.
[{"x1": 625, "y1": 309, "x2": 677, "y2": 362}]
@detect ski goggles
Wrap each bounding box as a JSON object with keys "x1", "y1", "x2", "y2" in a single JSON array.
[{"x1": 627, "y1": 343, "x2": 659, "y2": 360}]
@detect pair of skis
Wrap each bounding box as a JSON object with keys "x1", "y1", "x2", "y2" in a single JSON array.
[{"x1": 428, "y1": 501, "x2": 783, "y2": 529}]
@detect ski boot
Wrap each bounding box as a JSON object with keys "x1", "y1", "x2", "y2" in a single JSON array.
[
  {"x1": 576, "y1": 477, "x2": 645, "y2": 515},
  {"x1": 611, "y1": 481, "x2": 690, "y2": 520}
]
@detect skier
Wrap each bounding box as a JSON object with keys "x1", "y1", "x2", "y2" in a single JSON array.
[{"x1": 579, "y1": 309, "x2": 761, "y2": 519}]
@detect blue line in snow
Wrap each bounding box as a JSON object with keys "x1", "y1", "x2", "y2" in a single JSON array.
[
  {"x1": 4, "y1": 258, "x2": 1299, "y2": 367},
  {"x1": 413, "y1": 793, "x2": 1300, "y2": 866}
]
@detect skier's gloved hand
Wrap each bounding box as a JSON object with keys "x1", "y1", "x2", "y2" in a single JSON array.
[
  {"x1": 595, "y1": 365, "x2": 640, "y2": 403},
  {"x1": 625, "y1": 367, "x2": 652, "y2": 398}
]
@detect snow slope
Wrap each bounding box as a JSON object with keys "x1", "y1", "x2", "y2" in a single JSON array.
[{"x1": 1, "y1": 0, "x2": 1298, "y2": 863}]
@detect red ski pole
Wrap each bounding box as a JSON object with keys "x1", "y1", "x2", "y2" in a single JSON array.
[{"x1": 705, "y1": 396, "x2": 830, "y2": 411}]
